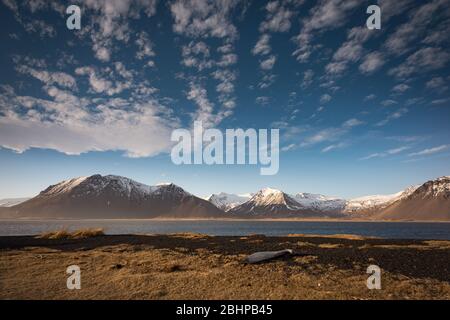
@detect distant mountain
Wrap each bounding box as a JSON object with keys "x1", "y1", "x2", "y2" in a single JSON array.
[
  {"x1": 0, "y1": 197, "x2": 30, "y2": 207},
  {"x1": 293, "y1": 193, "x2": 346, "y2": 212},
  {"x1": 229, "y1": 188, "x2": 315, "y2": 217},
  {"x1": 215, "y1": 177, "x2": 450, "y2": 220},
  {"x1": 344, "y1": 185, "x2": 419, "y2": 215},
  {"x1": 1, "y1": 175, "x2": 449, "y2": 221},
  {"x1": 207, "y1": 192, "x2": 251, "y2": 211},
  {"x1": 374, "y1": 176, "x2": 450, "y2": 221},
  {"x1": 3, "y1": 175, "x2": 224, "y2": 219}
]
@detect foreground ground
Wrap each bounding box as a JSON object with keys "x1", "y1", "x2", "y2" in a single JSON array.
[{"x1": 0, "y1": 233, "x2": 449, "y2": 299}]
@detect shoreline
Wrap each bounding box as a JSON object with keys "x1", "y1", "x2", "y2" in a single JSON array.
[
  {"x1": 1, "y1": 233, "x2": 449, "y2": 299},
  {"x1": 1, "y1": 218, "x2": 450, "y2": 223}
]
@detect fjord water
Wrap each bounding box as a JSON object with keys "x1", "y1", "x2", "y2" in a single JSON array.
[{"x1": 0, "y1": 220, "x2": 449, "y2": 240}]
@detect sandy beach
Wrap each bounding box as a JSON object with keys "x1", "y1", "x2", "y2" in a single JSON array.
[{"x1": 0, "y1": 233, "x2": 449, "y2": 300}]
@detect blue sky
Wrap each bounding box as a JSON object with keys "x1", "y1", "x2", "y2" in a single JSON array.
[{"x1": 0, "y1": 0, "x2": 449, "y2": 199}]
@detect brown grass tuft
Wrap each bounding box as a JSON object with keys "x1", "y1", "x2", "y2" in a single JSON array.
[{"x1": 37, "y1": 228, "x2": 104, "y2": 240}]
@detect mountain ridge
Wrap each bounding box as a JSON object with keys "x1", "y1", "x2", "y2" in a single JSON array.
[
  {"x1": 2, "y1": 174, "x2": 224, "y2": 219},
  {"x1": 1, "y1": 175, "x2": 449, "y2": 221}
]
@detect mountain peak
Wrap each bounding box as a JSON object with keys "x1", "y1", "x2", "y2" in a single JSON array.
[
  {"x1": 8, "y1": 174, "x2": 223, "y2": 218},
  {"x1": 154, "y1": 183, "x2": 189, "y2": 196},
  {"x1": 260, "y1": 187, "x2": 282, "y2": 193},
  {"x1": 40, "y1": 176, "x2": 89, "y2": 196},
  {"x1": 207, "y1": 192, "x2": 251, "y2": 211},
  {"x1": 412, "y1": 176, "x2": 450, "y2": 198},
  {"x1": 230, "y1": 187, "x2": 305, "y2": 215}
]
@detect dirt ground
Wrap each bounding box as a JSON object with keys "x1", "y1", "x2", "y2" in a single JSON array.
[{"x1": 0, "y1": 233, "x2": 449, "y2": 299}]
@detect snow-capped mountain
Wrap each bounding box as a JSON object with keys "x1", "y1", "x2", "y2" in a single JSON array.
[
  {"x1": 415, "y1": 176, "x2": 450, "y2": 198},
  {"x1": 40, "y1": 175, "x2": 158, "y2": 199},
  {"x1": 0, "y1": 197, "x2": 30, "y2": 207},
  {"x1": 229, "y1": 188, "x2": 311, "y2": 216},
  {"x1": 214, "y1": 181, "x2": 443, "y2": 219},
  {"x1": 3, "y1": 175, "x2": 223, "y2": 219},
  {"x1": 375, "y1": 176, "x2": 450, "y2": 221},
  {"x1": 344, "y1": 185, "x2": 419, "y2": 214},
  {"x1": 1, "y1": 175, "x2": 449, "y2": 221},
  {"x1": 207, "y1": 192, "x2": 251, "y2": 211},
  {"x1": 293, "y1": 193, "x2": 346, "y2": 212}
]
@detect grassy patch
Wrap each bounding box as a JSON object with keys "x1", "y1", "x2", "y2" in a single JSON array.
[{"x1": 37, "y1": 228, "x2": 105, "y2": 240}]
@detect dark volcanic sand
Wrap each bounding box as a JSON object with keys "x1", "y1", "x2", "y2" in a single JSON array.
[{"x1": 0, "y1": 233, "x2": 449, "y2": 299}]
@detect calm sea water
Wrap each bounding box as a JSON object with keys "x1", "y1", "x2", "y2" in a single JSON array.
[{"x1": 0, "y1": 219, "x2": 449, "y2": 239}]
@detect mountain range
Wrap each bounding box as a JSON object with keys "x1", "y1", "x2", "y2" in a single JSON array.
[{"x1": 0, "y1": 174, "x2": 449, "y2": 221}]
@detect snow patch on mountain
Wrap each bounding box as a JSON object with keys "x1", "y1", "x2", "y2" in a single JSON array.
[
  {"x1": 344, "y1": 185, "x2": 419, "y2": 213},
  {"x1": 39, "y1": 175, "x2": 190, "y2": 200},
  {"x1": 251, "y1": 188, "x2": 300, "y2": 208},
  {"x1": 0, "y1": 197, "x2": 30, "y2": 207},
  {"x1": 207, "y1": 192, "x2": 251, "y2": 211},
  {"x1": 233, "y1": 188, "x2": 305, "y2": 214},
  {"x1": 42, "y1": 176, "x2": 88, "y2": 196},
  {"x1": 412, "y1": 176, "x2": 450, "y2": 198},
  {"x1": 293, "y1": 193, "x2": 346, "y2": 212}
]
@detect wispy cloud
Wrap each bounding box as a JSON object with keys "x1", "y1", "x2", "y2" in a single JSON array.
[
  {"x1": 292, "y1": 0, "x2": 361, "y2": 62},
  {"x1": 376, "y1": 108, "x2": 408, "y2": 126},
  {"x1": 408, "y1": 145, "x2": 450, "y2": 157},
  {"x1": 391, "y1": 83, "x2": 410, "y2": 94},
  {"x1": 360, "y1": 146, "x2": 411, "y2": 160},
  {"x1": 321, "y1": 142, "x2": 347, "y2": 153},
  {"x1": 388, "y1": 47, "x2": 450, "y2": 78}
]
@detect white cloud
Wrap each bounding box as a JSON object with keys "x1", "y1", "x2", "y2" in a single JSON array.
[
  {"x1": 170, "y1": 0, "x2": 239, "y2": 39},
  {"x1": 260, "y1": 55, "x2": 276, "y2": 70},
  {"x1": 293, "y1": 0, "x2": 360, "y2": 62},
  {"x1": 342, "y1": 118, "x2": 364, "y2": 128},
  {"x1": 384, "y1": 0, "x2": 447, "y2": 55},
  {"x1": 16, "y1": 65, "x2": 77, "y2": 90},
  {"x1": 326, "y1": 27, "x2": 373, "y2": 76},
  {"x1": 256, "y1": 96, "x2": 270, "y2": 106},
  {"x1": 281, "y1": 143, "x2": 296, "y2": 152},
  {"x1": 2, "y1": 0, "x2": 19, "y2": 15},
  {"x1": 422, "y1": 21, "x2": 450, "y2": 46},
  {"x1": 431, "y1": 98, "x2": 450, "y2": 105},
  {"x1": 325, "y1": 61, "x2": 347, "y2": 75},
  {"x1": 426, "y1": 77, "x2": 448, "y2": 92},
  {"x1": 300, "y1": 127, "x2": 345, "y2": 147},
  {"x1": 378, "y1": 0, "x2": 415, "y2": 21},
  {"x1": 388, "y1": 47, "x2": 450, "y2": 78},
  {"x1": 258, "y1": 74, "x2": 276, "y2": 89},
  {"x1": 80, "y1": 0, "x2": 158, "y2": 62},
  {"x1": 408, "y1": 145, "x2": 449, "y2": 157},
  {"x1": 217, "y1": 53, "x2": 238, "y2": 67},
  {"x1": 387, "y1": 146, "x2": 411, "y2": 155},
  {"x1": 186, "y1": 82, "x2": 217, "y2": 126},
  {"x1": 252, "y1": 34, "x2": 271, "y2": 56},
  {"x1": 391, "y1": 83, "x2": 410, "y2": 94},
  {"x1": 381, "y1": 99, "x2": 398, "y2": 106},
  {"x1": 135, "y1": 31, "x2": 156, "y2": 66},
  {"x1": 376, "y1": 108, "x2": 408, "y2": 126},
  {"x1": 23, "y1": 19, "x2": 56, "y2": 37},
  {"x1": 259, "y1": 1, "x2": 294, "y2": 33},
  {"x1": 322, "y1": 142, "x2": 346, "y2": 153},
  {"x1": 364, "y1": 94, "x2": 376, "y2": 101},
  {"x1": 0, "y1": 84, "x2": 178, "y2": 158},
  {"x1": 301, "y1": 69, "x2": 314, "y2": 88},
  {"x1": 360, "y1": 146, "x2": 411, "y2": 160},
  {"x1": 75, "y1": 66, "x2": 132, "y2": 96},
  {"x1": 320, "y1": 94, "x2": 332, "y2": 104},
  {"x1": 359, "y1": 52, "x2": 385, "y2": 74}
]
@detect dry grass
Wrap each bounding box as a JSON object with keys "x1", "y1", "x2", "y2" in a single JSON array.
[
  {"x1": 36, "y1": 228, "x2": 104, "y2": 240},
  {"x1": 1, "y1": 234, "x2": 449, "y2": 299}
]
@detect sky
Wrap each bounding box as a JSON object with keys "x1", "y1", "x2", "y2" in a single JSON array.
[{"x1": 0, "y1": 0, "x2": 449, "y2": 199}]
